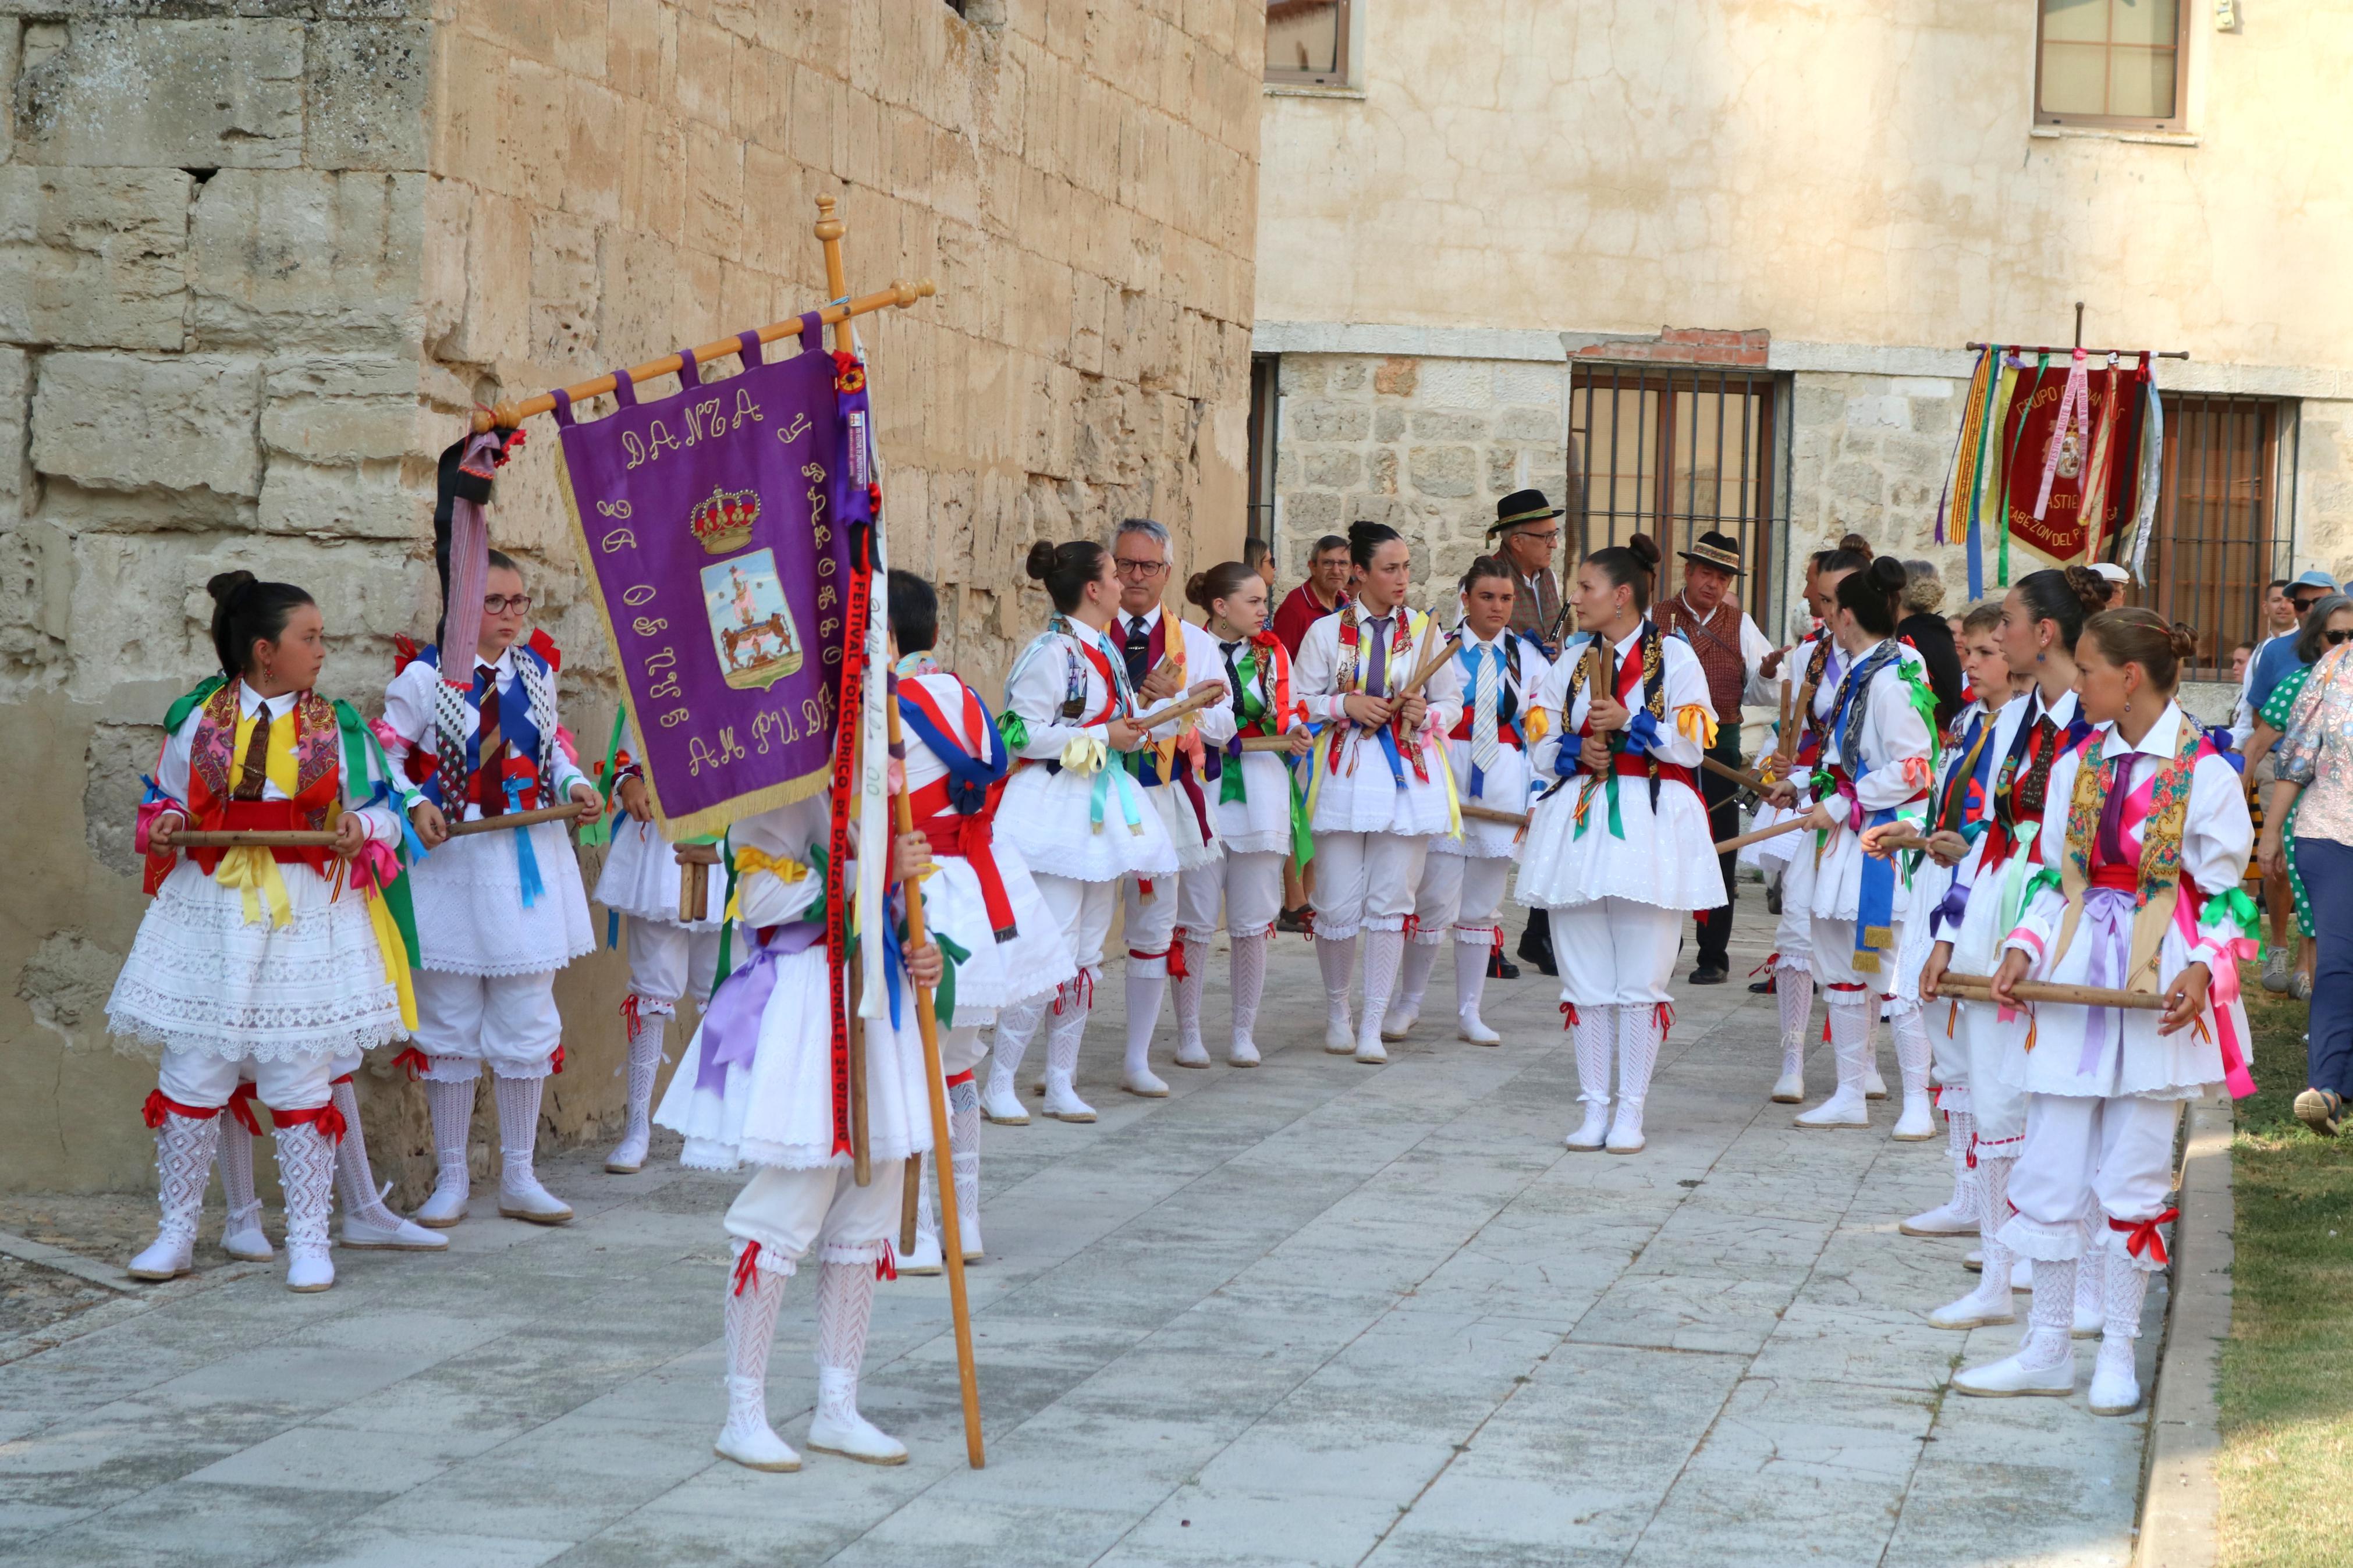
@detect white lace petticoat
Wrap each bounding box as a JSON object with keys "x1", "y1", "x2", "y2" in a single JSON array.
[{"x1": 105, "y1": 859, "x2": 406, "y2": 1062}]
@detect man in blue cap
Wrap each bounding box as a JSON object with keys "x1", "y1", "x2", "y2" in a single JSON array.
[{"x1": 2249, "y1": 568, "x2": 2341, "y2": 714}]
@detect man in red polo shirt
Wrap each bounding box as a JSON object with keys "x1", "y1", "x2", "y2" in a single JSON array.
[{"x1": 1273, "y1": 534, "x2": 1351, "y2": 656}]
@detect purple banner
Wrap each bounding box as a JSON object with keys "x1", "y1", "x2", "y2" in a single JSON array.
[{"x1": 553, "y1": 316, "x2": 856, "y2": 837}]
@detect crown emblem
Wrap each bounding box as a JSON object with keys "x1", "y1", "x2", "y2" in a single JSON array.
[{"x1": 690, "y1": 485, "x2": 760, "y2": 555}]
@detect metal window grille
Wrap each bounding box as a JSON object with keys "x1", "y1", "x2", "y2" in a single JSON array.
[
  {"x1": 2131, "y1": 394, "x2": 2282, "y2": 679},
  {"x1": 1567, "y1": 367, "x2": 1787, "y2": 630},
  {"x1": 1246, "y1": 354, "x2": 1280, "y2": 547}
]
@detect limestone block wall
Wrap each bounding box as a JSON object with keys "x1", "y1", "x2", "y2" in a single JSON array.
[
  {"x1": 0, "y1": 0, "x2": 1264, "y2": 1197},
  {"x1": 1270, "y1": 351, "x2": 1566, "y2": 606}
]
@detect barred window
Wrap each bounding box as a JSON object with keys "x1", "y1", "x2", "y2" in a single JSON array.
[{"x1": 2130, "y1": 396, "x2": 2283, "y2": 678}]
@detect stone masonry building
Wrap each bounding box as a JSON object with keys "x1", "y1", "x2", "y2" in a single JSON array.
[
  {"x1": 1251, "y1": 3, "x2": 2353, "y2": 667},
  {"x1": 0, "y1": 0, "x2": 1264, "y2": 1194}
]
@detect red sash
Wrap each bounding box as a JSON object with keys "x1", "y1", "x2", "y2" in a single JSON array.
[
  {"x1": 900, "y1": 678, "x2": 1018, "y2": 940},
  {"x1": 1610, "y1": 752, "x2": 1697, "y2": 790}
]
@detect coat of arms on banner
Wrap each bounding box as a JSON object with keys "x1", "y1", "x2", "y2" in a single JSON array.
[{"x1": 702, "y1": 547, "x2": 803, "y2": 689}]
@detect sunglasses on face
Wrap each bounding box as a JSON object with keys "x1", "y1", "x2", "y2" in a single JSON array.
[
  {"x1": 484, "y1": 593, "x2": 533, "y2": 615},
  {"x1": 2329, "y1": 629, "x2": 2353, "y2": 647}
]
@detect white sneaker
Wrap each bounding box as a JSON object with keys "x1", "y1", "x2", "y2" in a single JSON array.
[
  {"x1": 1564, "y1": 1102, "x2": 1611, "y2": 1151},
  {"x1": 1927, "y1": 1279, "x2": 2016, "y2": 1329},
  {"x1": 1863, "y1": 1061, "x2": 1889, "y2": 1100},
  {"x1": 604, "y1": 1128, "x2": 651, "y2": 1174},
  {"x1": 979, "y1": 1081, "x2": 1030, "y2": 1125},
  {"x1": 1323, "y1": 1011, "x2": 1355, "y2": 1054},
  {"x1": 497, "y1": 1176, "x2": 574, "y2": 1225},
  {"x1": 1041, "y1": 1073, "x2": 1096, "y2": 1122},
  {"x1": 1769, "y1": 1066, "x2": 1806, "y2": 1104},
  {"x1": 806, "y1": 1409, "x2": 908, "y2": 1466},
  {"x1": 1122, "y1": 1068, "x2": 1170, "y2": 1098},
  {"x1": 1380, "y1": 1004, "x2": 1419, "y2": 1041},
  {"x1": 898, "y1": 1228, "x2": 943, "y2": 1277},
  {"x1": 1898, "y1": 1199, "x2": 1976, "y2": 1237},
  {"x1": 716, "y1": 1400, "x2": 802, "y2": 1473},
  {"x1": 221, "y1": 1203, "x2": 273, "y2": 1262},
  {"x1": 1173, "y1": 1037, "x2": 1211, "y2": 1069},
  {"x1": 127, "y1": 1231, "x2": 196, "y2": 1282},
  {"x1": 1353, "y1": 1037, "x2": 1387, "y2": 1065},
  {"x1": 1953, "y1": 1333, "x2": 2076, "y2": 1398},
  {"x1": 413, "y1": 1165, "x2": 470, "y2": 1229},
  {"x1": 2088, "y1": 1339, "x2": 2142, "y2": 1415},
  {"x1": 1605, "y1": 1103, "x2": 1647, "y2": 1155},
  {"x1": 1794, "y1": 1087, "x2": 1870, "y2": 1129},
  {"x1": 1457, "y1": 1011, "x2": 1501, "y2": 1046},
  {"x1": 1892, "y1": 1093, "x2": 1937, "y2": 1141},
  {"x1": 340, "y1": 1212, "x2": 449, "y2": 1250},
  {"x1": 284, "y1": 1248, "x2": 335, "y2": 1293},
  {"x1": 1228, "y1": 1036, "x2": 1261, "y2": 1068}
]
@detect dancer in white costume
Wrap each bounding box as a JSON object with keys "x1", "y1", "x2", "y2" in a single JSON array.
[
  {"x1": 984, "y1": 540, "x2": 1179, "y2": 1123},
  {"x1": 1167, "y1": 561, "x2": 1312, "y2": 1068},
  {"x1": 1518, "y1": 534, "x2": 1720, "y2": 1154},
  {"x1": 1770, "y1": 557, "x2": 1936, "y2": 1132},
  {"x1": 1105, "y1": 519, "x2": 1237, "y2": 1096},
  {"x1": 654, "y1": 799, "x2": 944, "y2": 1470},
  {"x1": 1952, "y1": 611, "x2": 2254, "y2": 1416},
  {"x1": 881, "y1": 571, "x2": 1074, "y2": 1274},
  {"x1": 111, "y1": 574, "x2": 419, "y2": 1292},
  {"x1": 381, "y1": 551, "x2": 603, "y2": 1228},
  {"x1": 1891, "y1": 605, "x2": 2013, "y2": 1236},
  {"x1": 1390, "y1": 557, "x2": 1550, "y2": 1046},
  {"x1": 1917, "y1": 567, "x2": 2106, "y2": 1329},
  {"x1": 1293, "y1": 521, "x2": 1467, "y2": 1065},
  {"x1": 591, "y1": 721, "x2": 727, "y2": 1174}
]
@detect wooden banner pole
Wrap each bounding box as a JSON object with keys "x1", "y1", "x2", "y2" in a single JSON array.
[{"x1": 821, "y1": 196, "x2": 984, "y2": 1470}]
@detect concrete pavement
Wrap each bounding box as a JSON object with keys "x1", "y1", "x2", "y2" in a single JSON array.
[{"x1": 0, "y1": 903, "x2": 2160, "y2": 1567}]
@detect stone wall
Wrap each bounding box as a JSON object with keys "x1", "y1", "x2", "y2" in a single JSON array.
[
  {"x1": 1270, "y1": 351, "x2": 1566, "y2": 604},
  {"x1": 0, "y1": 0, "x2": 1264, "y2": 1196}
]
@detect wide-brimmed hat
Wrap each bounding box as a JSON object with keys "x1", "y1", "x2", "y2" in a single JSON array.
[
  {"x1": 1677, "y1": 531, "x2": 1744, "y2": 575},
  {"x1": 1487, "y1": 489, "x2": 1564, "y2": 537}
]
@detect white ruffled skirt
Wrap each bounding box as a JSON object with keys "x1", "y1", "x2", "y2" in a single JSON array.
[
  {"x1": 410, "y1": 822, "x2": 594, "y2": 977},
  {"x1": 105, "y1": 858, "x2": 406, "y2": 1062},
  {"x1": 654, "y1": 941, "x2": 934, "y2": 1171},
  {"x1": 995, "y1": 762, "x2": 1178, "y2": 884},
  {"x1": 1516, "y1": 774, "x2": 1724, "y2": 912},
  {"x1": 592, "y1": 817, "x2": 726, "y2": 932},
  {"x1": 921, "y1": 842, "x2": 1077, "y2": 1025}
]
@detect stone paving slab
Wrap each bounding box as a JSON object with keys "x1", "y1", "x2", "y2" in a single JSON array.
[{"x1": 0, "y1": 905, "x2": 2158, "y2": 1567}]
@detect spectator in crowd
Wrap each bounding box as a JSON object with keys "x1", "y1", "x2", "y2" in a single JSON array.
[
  {"x1": 1272, "y1": 534, "x2": 1351, "y2": 656},
  {"x1": 1245, "y1": 535, "x2": 1275, "y2": 592},
  {"x1": 2259, "y1": 606, "x2": 2353, "y2": 1136},
  {"x1": 2249, "y1": 593, "x2": 2353, "y2": 999},
  {"x1": 2231, "y1": 641, "x2": 2256, "y2": 685},
  {"x1": 2249, "y1": 570, "x2": 2340, "y2": 715},
  {"x1": 2088, "y1": 560, "x2": 2131, "y2": 610},
  {"x1": 1894, "y1": 559, "x2": 1965, "y2": 732},
  {"x1": 2233, "y1": 579, "x2": 2298, "y2": 748},
  {"x1": 1488, "y1": 491, "x2": 1568, "y2": 657}
]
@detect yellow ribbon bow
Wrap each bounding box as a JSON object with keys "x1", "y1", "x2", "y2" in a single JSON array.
[
  {"x1": 1675, "y1": 704, "x2": 1719, "y2": 749},
  {"x1": 1059, "y1": 734, "x2": 1109, "y2": 775},
  {"x1": 723, "y1": 844, "x2": 809, "y2": 923},
  {"x1": 214, "y1": 846, "x2": 293, "y2": 929}
]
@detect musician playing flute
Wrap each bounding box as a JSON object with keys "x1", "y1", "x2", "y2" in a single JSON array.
[
  {"x1": 112, "y1": 574, "x2": 424, "y2": 1292},
  {"x1": 1517, "y1": 534, "x2": 1719, "y2": 1155},
  {"x1": 1942, "y1": 611, "x2": 2255, "y2": 1417}
]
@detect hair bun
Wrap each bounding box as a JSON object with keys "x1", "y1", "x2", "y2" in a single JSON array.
[
  {"x1": 2061, "y1": 564, "x2": 2107, "y2": 614},
  {"x1": 1346, "y1": 520, "x2": 1387, "y2": 549},
  {"x1": 1184, "y1": 570, "x2": 1211, "y2": 610},
  {"x1": 207, "y1": 569, "x2": 257, "y2": 605},
  {"x1": 2168, "y1": 621, "x2": 2200, "y2": 662},
  {"x1": 1866, "y1": 556, "x2": 1907, "y2": 595},
  {"x1": 1023, "y1": 541, "x2": 1057, "y2": 582},
  {"x1": 1839, "y1": 532, "x2": 1875, "y2": 560},
  {"x1": 1625, "y1": 533, "x2": 1660, "y2": 570}
]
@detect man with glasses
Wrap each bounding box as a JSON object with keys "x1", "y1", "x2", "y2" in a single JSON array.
[
  {"x1": 1488, "y1": 490, "x2": 1567, "y2": 659},
  {"x1": 1106, "y1": 519, "x2": 1234, "y2": 1096}
]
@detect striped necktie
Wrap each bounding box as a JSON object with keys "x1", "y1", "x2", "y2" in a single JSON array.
[{"x1": 1468, "y1": 645, "x2": 1500, "y2": 777}]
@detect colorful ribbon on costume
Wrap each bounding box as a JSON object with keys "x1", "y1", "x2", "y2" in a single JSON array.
[
  {"x1": 349, "y1": 838, "x2": 420, "y2": 1031},
  {"x1": 2109, "y1": 1207, "x2": 2178, "y2": 1267},
  {"x1": 722, "y1": 844, "x2": 809, "y2": 922},
  {"x1": 694, "y1": 920, "x2": 824, "y2": 1093},
  {"x1": 214, "y1": 845, "x2": 293, "y2": 929},
  {"x1": 2076, "y1": 884, "x2": 2136, "y2": 1076},
  {"x1": 503, "y1": 777, "x2": 544, "y2": 908}
]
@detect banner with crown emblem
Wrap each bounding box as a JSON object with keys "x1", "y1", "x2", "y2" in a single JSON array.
[{"x1": 551, "y1": 314, "x2": 858, "y2": 837}]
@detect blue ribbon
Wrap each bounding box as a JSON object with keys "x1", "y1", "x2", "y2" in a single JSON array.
[
  {"x1": 896, "y1": 684, "x2": 1007, "y2": 813},
  {"x1": 139, "y1": 773, "x2": 169, "y2": 805},
  {"x1": 1855, "y1": 803, "x2": 1899, "y2": 966},
  {"x1": 361, "y1": 778, "x2": 429, "y2": 866},
  {"x1": 503, "y1": 777, "x2": 543, "y2": 908}
]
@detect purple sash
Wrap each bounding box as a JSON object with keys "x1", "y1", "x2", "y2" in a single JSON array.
[
  {"x1": 2078, "y1": 884, "x2": 2135, "y2": 1076},
  {"x1": 694, "y1": 920, "x2": 824, "y2": 1093}
]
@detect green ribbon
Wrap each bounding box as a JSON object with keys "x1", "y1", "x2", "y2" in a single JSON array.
[
  {"x1": 2208, "y1": 885, "x2": 2264, "y2": 957},
  {"x1": 576, "y1": 703, "x2": 629, "y2": 848},
  {"x1": 1893, "y1": 659, "x2": 1943, "y2": 773},
  {"x1": 165, "y1": 675, "x2": 226, "y2": 734},
  {"x1": 332, "y1": 699, "x2": 420, "y2": 970},
  {"x1": 995, "y1": 709, "x2": 1030, "y2": 753},
  {"x1": 2020, "y1": 863, "x2": 2063, "y2": 909},
  {"x1": 927, "y1": 931, "x2": 972, "y2": 1027},
  {"x1": 710, "y1": 827, "x2": 739, "y2": 983}
]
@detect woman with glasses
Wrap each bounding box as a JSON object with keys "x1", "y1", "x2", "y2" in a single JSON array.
[
  {"x1": 2260, "y1": 595, "x2": 2353, "y2": 1136},
  {"x1": 2244, "y1": 593, "x2": 2353, "y2": 1002},
  {"x1": 379, "y1": 550, "x2": 604, "y2": 1229}
]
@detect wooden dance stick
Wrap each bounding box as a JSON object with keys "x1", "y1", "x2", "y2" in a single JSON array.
[
  {"x1": 1137, "y1": 686, "x2": 1227, "y2": 733},
  {"x1": 1398, "y1": 628, "x2": 1462, "y2": 699},
  {"x1": 1700, "y1": 756, "x2": 1769, "y2": 794},
  {"x1": 168, "y1": 829, "x2": 342, "y2": 848},
  {"x1": 1460, "y1": 802, "x2": 1529, "y2": 828},
  {"x1": 1713, "y1": 815, "x2": 1813, "y2": 855},
  {"x1": 1935, "y1": 973, "x2": 2167, "y2": 1010},
  {"x1": 824, "y1": 194, "x2": 985, "y2": 1469},
  {"x1": 444, "y1": 801, "x2": 596, "y2": 838},
  {"x1": 1237, "y1": 733, "x2": 1312, "y2": 753},
  {"x1": 899, "y1": 1152, "x2": 922, "y2": 1255}
]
